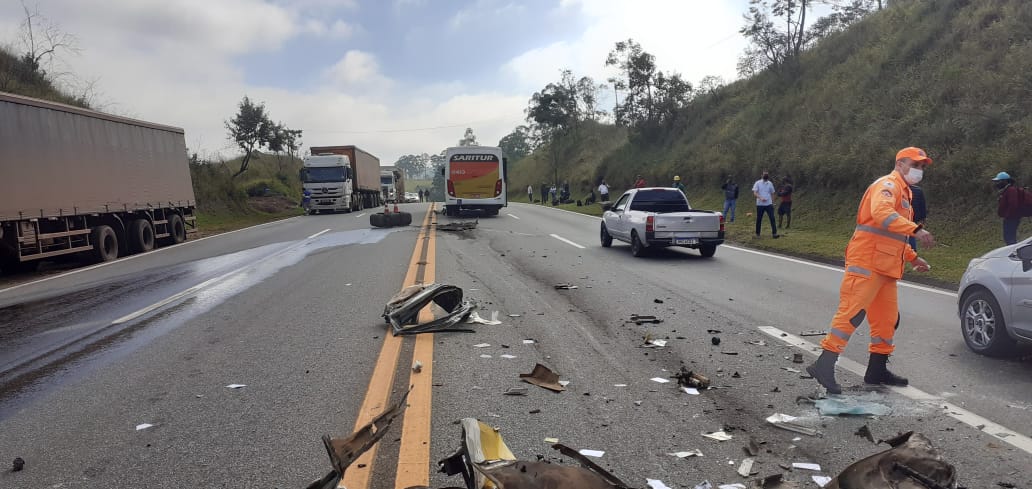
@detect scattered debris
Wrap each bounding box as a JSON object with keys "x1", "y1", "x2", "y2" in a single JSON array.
[
  {"x1": 544, "y1": 437, "x2": 560, "y2": 444},
  {"x1": 500, "y1": 354, "x2": 517, "y2": 359},
  {"x1": 468, "y1": 311, "x2": 502, "y2": 325},
  {"x1": 721, "y1": 351, "x2": 739, "y2": 355},
  {"x1": 693, "y1": 482, "x2": 713, "y2": 489},
  {"x1": 558, "y1": 380, "x2": 570, "y2": 387},
  {"x1": 412, "y1": 360, "x2": 423, "y2": 373},
  {"x1": 522, "y1": 339, "x2": 536, "y2": 344},
  {"x1": 707, "y1": 329, "x2": 722, "y2": 334},
  {"x1": 650, "y1": 377, "x2": 671, "y2": 384},
  {"x1": 747, "y1": 340, "x2": 767, "y2": 346},
  {"x1": 504, "y1": 387, "x2": 529, "y2": 396},
  {"x1": 437, "y1": 220, "x2": 478, "y2": 232},
  {"x1": 681, "y1": 387, "x2": 700, "y2": 395},
  {"x1": 136, "y1": 423, "x2": 155, "y2": 431},
  {"x1": 854, "y1": 424, "x2": 875, "y2": 443},
  {"x1": 667, "y1": 449, "x2": 704, "y2": 458},
  {"x1": 383, "y1": 283, "x2": 475, "y2": 335},
  {"x1": 731, "y1": 372, "x2": 741, "y2": 378},
  {"x1": 711, "y1": 337, "x2": 721, "y2": 346},
  {"x1": 799, "y1": 330, "x2": 827, "y2": 337},
  {"x1": 520, "y1": 364, "x2": 566, "y2": 392},
  {"x1": 744, "y1": 438, "x2": 760, "y2": 457},
  {"x1": 815, "y1": 398, "x2": 891, "y2": 416},
  {"x1": 737, "y1": 458, "x2": 755, "y2": 477},
  {"x1": 473, "y1": 343, "x2": 491, "y2": 348},
  {"x1": 643, "y1": 339, "x2": 668, "y2": 348},
  {"x1": 766, "y1": 413, "x2": 821, "y2": 437},
  {"x1": 827, "y1": 432, "x2": 957, "y2": 489},
  {"x1": 812, "y1": 475, "x2": 832, "y2": 487},
  {"x1": 480, "y1": 354, "x2": 493, "y2": 358},
  {"x1": 792, "y1": 353, "x2": 804, "y2": 363},
  {"x1": 630, "y1": 314, "x2": 663, "y2": 324},
  {"x1": 702, "y1": 431, "x2": 733, "y2": 441},
  {"x1": 12, "y1": 457, "x2": 25, "y2": 472},
  {"x1": 781, "y1": 367, "x2": 801, "y2": 373},
  {"x1": 554, "y1": 283, "x2": 579, "y2": 290},
  {"x1": 226, "y1": 384, "x2": 246, "y2": 389},
  {"x1": 578, "y1": 449, "x2": 605, "y2": 458},
  {"x1": 508, "y1": 314, "x2": 522, "y2": 318},
  {"x1": 305, "y1": 390, "x2": 409, "y2": 489},
  {"x1": 755, "y1": 474, "x2": 782, "y2": 488},
  {"x1": 674, "y1": 367, "x2": 711, "y2": 389},
  {"x1": 792, "y1": 462, "x2": 821, "y2": 471},
  {"x1": 647, "y1": 479, "x2": 673, "y2": 489},
  {"x1": 719, "y1": 484, "x2": 746, "y2": 489}
]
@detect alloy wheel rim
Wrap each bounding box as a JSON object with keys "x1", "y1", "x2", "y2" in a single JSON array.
[{"x1": 964, "y1": 299, "x2": 995, "y2": 348}]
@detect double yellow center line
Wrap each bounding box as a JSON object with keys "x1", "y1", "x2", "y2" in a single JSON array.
[{"x1": 341, "y1": 205, "x2": 438, "y2": 489}]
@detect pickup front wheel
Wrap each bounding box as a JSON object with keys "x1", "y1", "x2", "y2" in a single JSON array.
[
  {"x1": 600, "y1": 224, "x2": 613, "y2": 247},
  {"x1": 630, "y1": 231, "x2": 646, "y2": 257}
]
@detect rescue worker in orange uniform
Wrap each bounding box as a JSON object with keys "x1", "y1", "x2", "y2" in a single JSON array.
[{"x1": 807, "y1": 147, "x2": 936, "y2": 394}]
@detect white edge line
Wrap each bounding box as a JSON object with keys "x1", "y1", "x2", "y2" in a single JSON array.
[
  {"x1": 307, "y1": 228, "x2": 331, "y2": 240},
  {"x1": 507, "y1": 213, "x2": 521, "y2": 220},
  {"x1": 0, "y1": 215, "x2": 302, "y2": 296},
  {"x1": 549, "y1": 233, "x2": 586, "y2": 249},
  {"x1": 512, "y1": 203, "x2": 956, "y2": 298},
  {"x1": 757, "y1": 325, "x2": 1032, "y2": 455}
]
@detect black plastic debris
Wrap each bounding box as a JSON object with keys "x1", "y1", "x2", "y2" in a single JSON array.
[
  {"x1": 382, "y1": 284, "x2": 475, "y2": 335},
  {"x1": 855, "y1": 424, "x2": 876, "y2": 443},
  {"x1": 629, "y1": 314, "x2": 663, "y2": 325},
  {"x1": 12, "y1": 457, "x2": 24, "y2": 472},
  {"x1": 827, "y1": 432, "x2": 957, "y2": 489}
]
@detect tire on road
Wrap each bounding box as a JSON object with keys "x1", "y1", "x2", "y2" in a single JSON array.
[
  {"x1": 390, "y1": 212, "x2": 412, "y2": 227},
  {"x1": 129, "y1": 219, "x2": 155, "y2": 253},
  {"x1": 89, "y1": 224, "x2": 119, "y2": 263},
  {"x1": 600, "y1": 224, "x2": 613, "y2": 248},
  {"x1": 960, "y1": 288, "x2": 1018, "y2": 357},
  {"x1": 699, "y1": 244, "x2": 717, "y2": 258},
  {"x1": 370, "y1": 213, "x2": 389, "y2": 228},
  {"x1": 630, "y1": 231, "x2": 647, "y2": 257},
  {"x1": 167, "y1": 213, "x2": 187, "y2": 244}
]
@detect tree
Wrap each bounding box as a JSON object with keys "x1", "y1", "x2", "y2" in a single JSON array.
[
  {"x1": 738, "y1": 0, "x2": 818, "y2": 76},
  {"x1": 606, "y1": 39, "x2": 657, "y2": 125},
  {"x1": 498, "y1": 125, "x2": 534, "y2": 161},
  {"x1": 459, "y1": 127, "x2": 479, "y2": 146},
  {"x1": 394, "y1": 154, "x2": 427, "y2": 179},
  {"x1": 267, "y1": 122, "x2": 302, "y2": 173},
  {"x1": 18, "y1": 1, "x2": 79, "y2": 77},
  {"x1": 225, "y1": 96, "x2": 275, "y2": 178}
]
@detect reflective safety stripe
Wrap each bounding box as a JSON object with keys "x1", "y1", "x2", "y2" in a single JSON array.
[
  {"x1": 846, "y1": 265, "x2": 871, "y2": 277},
  {"x1": 855, "y1": 224, "x2": 908, "y2": 243},
  {"x1": 882, "y1": 213, "x2": 901, "y2": 229},
  {"x1": 871, "y1": 336, "x2": 894, "y2": 345},
  {"x1": 831, "y1": 329, "x2": 852, "y2": 341},
  {"x1": 902, "y1": 200, "x2": 911, "y2": 209}
]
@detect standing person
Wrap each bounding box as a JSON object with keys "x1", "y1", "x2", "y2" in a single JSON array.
[
  {"x1": 752, "y1": 171, "x2": 779, "y2": 238},
  {"x1": 672, "y1": 175, "x2": 686, "y2": 193},
  {"x1": 907, "y1": 184, "x2": 927, "y2": 251},
  {"x1": 777, "y1": 175, "x2": 794, "y2": 229},
  {"x1": 994, "y1": 172, "x2": 1026, "y2": 245},
  {"x1": 598, "y1": 180, "x2": 610, "y2": 202},
  {"x1": 561, "y1": 181, "x2": 571, "y2": 203},
  {"x1": 806, "y1": 147, "x2": 936, "y2": 395},
  {"x1": 721, "y1": 178, "x2": 739, "y2": 222},
  {"x1": 633, "y1": 174, "x2": 647, "y2": 188},
  {"x1": 549, "y1": 184, "x2": 557, "y2": 204},
  {"x1": 527, "y1": 184, "x2": 534, "y2": 203},
  {"x1": 301, "y1": 188, "x2": 312, "y2": 211},
  {"x1": 417, "y1": 188, "x2": 424, "y2": 203}
]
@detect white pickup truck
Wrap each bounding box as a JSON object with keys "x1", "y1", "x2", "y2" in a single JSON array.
[{"x1": 600, "y1": 188, "x2": 725, "y2": 257}]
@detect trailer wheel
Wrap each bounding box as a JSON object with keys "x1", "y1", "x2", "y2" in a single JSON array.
[
  {"x1": 129, "y1": 219, "x2": 155, "y2": 253},
  {"x1": 168, "y1": 214, "x2": 187, "y2": 244},
  {"x1": 90, "y1": 225, "x2": 120, "y2": 263}
]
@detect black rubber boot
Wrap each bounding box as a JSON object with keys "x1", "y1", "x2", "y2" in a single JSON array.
[
  {"x1": 806, "y1": 350, "x2": 842, "y2": 394},
  {"x1": 864, "y1": 353, "x2": 908, "y2": 386}
]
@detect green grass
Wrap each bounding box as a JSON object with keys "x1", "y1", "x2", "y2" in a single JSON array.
[{"x1": 195, "y1": 208, "x2": 303, "y2": 237}]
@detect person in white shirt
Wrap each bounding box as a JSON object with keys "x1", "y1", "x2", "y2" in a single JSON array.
[
  {"x1": 527, "y1": 184, "x2": 534, "y2": 203},
  {"x1": 597, "y1": 181, "x2": 610, "y2": 202},
  {"x1": 752, "y1": 171, "x2": 780, "y2": 238}
]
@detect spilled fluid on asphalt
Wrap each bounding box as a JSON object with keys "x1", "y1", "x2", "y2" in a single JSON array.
[{"x1": 0, "y1": 228, "x2": 401, "y2": 420}]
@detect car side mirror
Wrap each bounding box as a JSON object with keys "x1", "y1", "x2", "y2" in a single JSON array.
[
  {"x1": 1017, "y1": 244, "x2": 1032, "y2": 272},
  {"x1": 602, "y1": 203, "x2": 612, "y2": 211}
]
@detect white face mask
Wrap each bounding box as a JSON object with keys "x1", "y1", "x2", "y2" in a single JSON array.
[{"x1": 904, "y1": 167, "x2": 923, "y2": 184}]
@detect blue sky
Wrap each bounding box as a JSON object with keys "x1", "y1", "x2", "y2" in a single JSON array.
[{"x1": 0, "y1": 0, "x2": 757, "y2": 164}]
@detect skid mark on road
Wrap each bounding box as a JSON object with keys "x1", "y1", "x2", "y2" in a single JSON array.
[
  {"x1": 758, "y1": 325, "x2": 1032, "y2": 455},
  {"x1": 550, "y1": 233, "x2": 586, "y2": 249}
]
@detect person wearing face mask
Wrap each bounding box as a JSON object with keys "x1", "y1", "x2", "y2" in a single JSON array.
[
  {"x1": 807, "y1": 147, "x2": 936, "y2": 395},
  {"x1": 993, "y1": 172, "x2": 1026, "y2": 245}
]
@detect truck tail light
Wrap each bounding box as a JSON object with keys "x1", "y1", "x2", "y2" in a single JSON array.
[
  {"x1": 494, "y1": 179, "x2": 502, "y2": 197},
  {"x1": 646, "y1": 215, "x2": 654, "y2": 233},
  {"x1": 719, "y1": 214, "x2": 725, "y2": 232},
  {"x1": 447, "y1": 180, "x2": 455, "y2": 197}
]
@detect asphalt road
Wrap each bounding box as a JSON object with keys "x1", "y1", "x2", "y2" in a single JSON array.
[{"x1": 0, "y1": 201, "x2": 1030, "y2": 488}]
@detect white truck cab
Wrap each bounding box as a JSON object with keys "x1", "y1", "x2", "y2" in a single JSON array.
[{"x1": 301, "y1": 155, "x2": 353, "y2": 213}]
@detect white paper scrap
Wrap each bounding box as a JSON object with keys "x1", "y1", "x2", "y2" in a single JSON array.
[
  {"x1": 650, "y1": 377, "x2": 670, "y2": 384},
  {"x1": 473, "y1": 343, "x2": 491, "y2": 348},
  {"x1": 719, "y1": 485, "x2": 746, "y2": 489},
  {"x1": 792, "y1": 462, "x2": 822, "y2": 471},
  {"x1": 682, "y1": 387, "x2": 700, "y2": 395},
  {"x1": 578, "y1": 449, "x2": 605, "y2": 458},
  {"x1": 468, "y1": 311, "x2": 502, "y2": 325},
  {"x1": 226, "y1": 384, "x2": 247, "y2": 389},
  {"x1": 737, "y1": 457, "x2": 755, "y2": 477},
  {"x1": 647, "y1": 480, "x2": 673, "y2": 489},
  {"x1": 766, "y1": 413, "x2": 798, "y2": 424},
  {"x1": 480, "y1": 354, "x2": 492, "y2": 358},
  {"x1": 702, "y1": 431, "x2": 733, "y2": 441},
  {"x1": 523, "y1": 339, "x2": 536, "y2": 344},
  {"x1": 667, "y1": 449, "x2": 703, "y2": 458},
  {"x1": 544, "y1": 437, "x2": 559, "y2": 443},
  {"x1": 135, "y1": 423, "x2": 154, "y2": 431},
  {"x1": 558, "y1": 380, "x2": 570, "y2": 387},
  {"x1": 614, "y1": 384, "x2": 628, "y2": 387},
  {"x1": 813, "y1": 475, "x2": 832, "y2": 487},
  {"x1": 645, "y1": 339, "x2": 667, "y2": 347},
  {"x1": 500, "y1": 354, "x2": 517, "y2": 359}
]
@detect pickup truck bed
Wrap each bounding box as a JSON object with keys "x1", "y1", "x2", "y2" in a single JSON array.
[{"x1": 600, "y1": 188, "x2": 724, "y2": 257}]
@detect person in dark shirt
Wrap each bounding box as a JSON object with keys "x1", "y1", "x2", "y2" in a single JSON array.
[
  {"x1": 994, "y1": 171, "x2": 1026, "y2": 245},
  {"x1": 907, "y1": 185, "x2": 927, "y2": 251},
  {"x1": 777, "y1": 175, "x2": 794, "y2": 229},
  {"x1": 721, "y1": 178, "x2": 739, "y2": 222}
]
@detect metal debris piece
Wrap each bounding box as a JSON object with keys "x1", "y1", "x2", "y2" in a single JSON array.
[
  {"x1": 667, "y1": 449, "x2": 704, "y2": 458},
  {"x1": 630, "y1": 314, "x2": 663, "y2": 324},
  {"x1": 643, "y1": 339, "x2": 668, "y2": 348},
  {"x1": 503, "y1": 387, "x2": 528, "y2": 396},
  {"x1": 747, "y1": 340, "x2": 767, "y2": 346},
  {"x1": 554, "y1": 283, "x2": 579, "y2": 290},
  {"x1": 812, "y1": 475, "x2": 832, "y2": 487},
  {"x1": 781, "y1": 367, "x2": 801, "y2": 373},
  {"x1": 799, "y1": 330, "x2": 827, "y2": 337},
  {"x1": 792, "y1": 353, "x2": 804, "y2": 363},
  {"x1": 737, "y1": 458, "x2": 755, "y2": 477},
  {"x1": 756, "y1": 474, "x2": 782, "y2": 488},
  {"x1": 468, "y1": 311, "x2": 502, "y2": 325},
  {"x1": 674, "y1": 366, "x2": 711, "y2": 389},
  {"x1": 827, "y1": 432, "x2": 957, "y2": 489},
  {"x1": 438, "y1": 220, "x2": 479, "y2": 231},
  {"x1": 766, "y1": 413, "x2": 821, "y2": 437},
  {"x1": 792, "y1": 462, "x2": 821, "y2": 471},
  {"x1": 135, "y1": 423, "x2": 154, "y2": 431},
  {"x1": 648, "y1": 480, "x2": 673, "y2": 489},
  {"x1": 520, "y1": 364, "x2": 566, "y2": 392},
  {"x1": 551, "y1": 444, "x2": 630, "y2": 488},
  {"x1": 305, "y1": 390, "x2": 409, "y2": 489},
  {"x1": 744, "y1": 437, "x2": 760, "y2": 457},
  {"x1": 12, "y1": 457, "x2": 25, "y2": 472},
  {"x1": 702, "y1": 431, "x2": 733, "y2": 441},
  {"x1": 855, "y1": 424, "x2": 875, "y2": 443},
  {"x1": 383, "y1": 283, "x2": 475, "y2": 335}
]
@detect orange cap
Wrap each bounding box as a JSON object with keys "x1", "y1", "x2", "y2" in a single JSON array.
[{"x1": 896, "y1": 147, "x2": 932, "y2": 165}]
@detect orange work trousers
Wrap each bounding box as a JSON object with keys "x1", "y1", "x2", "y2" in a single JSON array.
[{"x1": 820, "y1": 266, "x2": 899, "y2": 355}]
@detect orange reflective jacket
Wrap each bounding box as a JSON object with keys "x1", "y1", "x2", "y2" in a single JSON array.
[{"x1": 844, "y1": 170, "x2": 920, "y2": 279}]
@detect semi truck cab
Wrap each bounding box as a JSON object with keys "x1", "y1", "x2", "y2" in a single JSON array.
[{"x1": 301, "y1": 155, "x2": 353, "y2": 213}]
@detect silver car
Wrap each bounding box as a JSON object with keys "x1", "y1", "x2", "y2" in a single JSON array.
[{"x1": 957, "y1": 237, "x2": 1032, "y2": 356}]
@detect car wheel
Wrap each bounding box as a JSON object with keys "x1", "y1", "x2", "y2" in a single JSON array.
[
  {"x1": 961, "y1": 288, "x2": 1018, "y2": 357},
  {"x1": 630, "y1": 231, "x2": 646, "y2": 257},
  {"x1": 600, "y1": 224, "x2": 613, "y2": 248},
  {"x1": 699, "y1": 244, "x2": 717, "y2": 258}
]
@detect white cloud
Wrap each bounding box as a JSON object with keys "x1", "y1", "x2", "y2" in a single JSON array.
[
  {"x1": 325, "y1": 50, "x2": 391, "y2": 89},
  {"x1": 450, "y1": 0, "x2": 525, "y2": 30},
  {"x1": 303, "y1": 18, "x2": 355, "y2": 39}
]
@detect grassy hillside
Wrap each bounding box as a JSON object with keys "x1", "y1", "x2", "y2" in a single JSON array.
[
  {"x1": 511, "y1": 0, "x2": 1032, "y2": 284},
  {"x1": 0, "y1": 46, "x2": 91, "y2": 107},
  {"x1": 190, "y1": 153, "x2": 304, "y2": 235}
]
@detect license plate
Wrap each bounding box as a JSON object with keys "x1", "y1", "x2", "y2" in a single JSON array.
[{"x1": 673, "y1": 238, "x2": 698, "y2": 245}]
